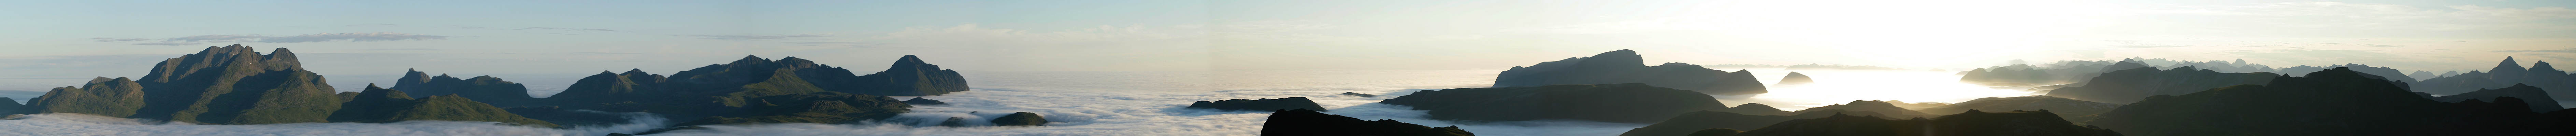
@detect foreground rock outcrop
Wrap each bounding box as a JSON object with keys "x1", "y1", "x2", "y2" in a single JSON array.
[
  {"x1": 673, "y1": 92, "x2": 911, "y2": 126},
  {"x1": 1791, "y1": 100, "x2": 1931, "y2": 118},
  {"x1": 1918, "y1": 95, "x2": 2121, "y2": 122},
  {"x1": 1262, "y1": 109, "x2": 1473, "y2": 136},
  {"x1": 2087, "y1": 67, "x2": 2576, "y2": 136},
  {"x1": 1493, "y1": 50, "x2": 1768, "y2": 95},
  {"x1": 1728, "y1": 110, "x2": 2122, "y2": 136},
  {"x1": 1380, "y1": 83, "x2": 1732, "y2": 123},
  {"x1": 1188, "y1": 97, "x2": 1327, "y2": 112},
  {"x1": 1616, "y1": 109, "x2": 1895, "y2": 136}
]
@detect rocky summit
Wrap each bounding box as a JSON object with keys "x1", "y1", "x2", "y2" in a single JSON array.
[{"x1": 1493, "y1": 50, "x2": 1769, "y2": 95}]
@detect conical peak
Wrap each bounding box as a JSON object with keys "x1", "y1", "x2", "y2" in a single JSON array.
[
  {"x1": 894, "y1": 55, "x2": 927, "y2": 65},
  {"x1": 366, "y1": 83, "x2": 383, "y2": 89},
  {"x1": 623, "y1": 68, "x2": 648, "y2": 74}
]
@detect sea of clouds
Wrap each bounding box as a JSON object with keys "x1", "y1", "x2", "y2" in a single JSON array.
[{"x1": 0, "y1": 69, "x2": 2030, "y2": 136}]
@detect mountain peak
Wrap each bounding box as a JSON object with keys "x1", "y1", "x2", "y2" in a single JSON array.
[
  {"x1": 2494, "y1": 56, "x2": 2525, "y2": 73},
  {"x1": 895, "y1": 55, "x2": 926, "y2": 65}
]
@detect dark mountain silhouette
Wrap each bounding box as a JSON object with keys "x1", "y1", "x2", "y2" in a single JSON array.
[
  {"x1": 1261, "y1": 109, "x2": 1473, "y2": 136},
  {"x1": 1338, "y1": 92, "x2": 1377, "y2": 97},
  {"x1": 903, "y1": 97, "x2": 947, "y2": 105},
  {"x1": 1726, "y1": 110, "x2": 2122, "y2": 136},
  {"x1": 1959, "y1": 60, "x2": 2116, "y2": 87},
  {"x1": 327, "y1": 85, "x2": 557, "y2": 127},
  {"x1": 10, "y1": 45, "x2": 558, "y2": 125},
  {"x1": 1790, "y1": 100, "x2": 1930, "y2": 118},
  {"x1": 2416, "y1": 56, "x2": 2576, "y2": 100},
  {"x1": 1918, "y1": 96, "x2": 2120, "y2": 122},
  {"x1": 2426, "y1": 84, "x2": 2562, "y2": 113},
  {"x1": 1493, "y1": 50, "x2": 1768, "y2": 95},
  {"x1": 1188, "y1": 97, "x2": 1327, "y2": 112},
  {"x1": 1709, "y1": 103, "x2": 1790, "y2": 116},
  {"x1": 21, "y1": 77, "x2": 148, "y2": 117},
  {"x1": 2086, "y1": 67, "x2": 2576, "y2": 136},
  {"x1": 991, "y1": 112, "x2": 1048, "y2": 126},
  {"x1": 2042, "y1": 66, "x2": 2278, "y2": 104},
  {"x1": 391, "y1": 69, "x2": 540, "y2": 106},
  {"x1": 2277, "y1": 63, "x2": 2416, "y2": 82},
  {"x1": 1615, "y1": 109, "x2": 1895, "y2": 136},
  {"x1": 1380, "y1": 83, "x2": 1736, "y2": 123},
  {"x1": 1962, "y1": 58, "x2": 2275, "y2": 87},
  {"x1": 2410, "y1": 70, "x2": 2440, "y2": 79},
  {"x1": 1776, "y1": 72, "x2": 1813, "y2": 85},
  {"x1": 1882, "y1": 100, "x2": 1951, "y2": 109}
]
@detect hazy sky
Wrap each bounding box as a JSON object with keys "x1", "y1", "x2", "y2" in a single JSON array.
[{"x1": 3, "y1": 0, "x2": 2573, "y2": 80}]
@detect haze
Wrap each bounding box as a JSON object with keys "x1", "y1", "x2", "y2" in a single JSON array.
[{"x1": 1, "y1": 0, "x2": 2571, "y2": 85}]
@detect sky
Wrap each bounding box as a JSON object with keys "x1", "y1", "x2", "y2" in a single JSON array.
[{"x1": 2, "y1": 0, "x2": 2573, "y2": 82}]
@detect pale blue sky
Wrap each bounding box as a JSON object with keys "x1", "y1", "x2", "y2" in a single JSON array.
[{"x1": 2, "y1": 0, "x2": 2573, "y2": 89}]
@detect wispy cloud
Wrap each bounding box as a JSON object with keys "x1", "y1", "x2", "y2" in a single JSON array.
[
  {"x1": 344, "y1": 23, "x2": 398, "y2": 27},
  {"x1": 361, "y1": 48, "x2": 440, "y2": 51},
  {"x1": 91, "y1": 32, "x2": 449, "y2": 46},
  {"x1": 257, "y1": 33, "x2": 448, "y2": 43},
  {"x1": 514, "y1": 27, "x2": 618, "y2": 32},
  {"x1": 2361, "y1": 44, "x2": 2401, "y2": 47},
  {"x1": 2497, "y1": 48, "x2": 2576, "y2": 53},
  {"x1": 783, "y1": 41, "x2": 887, "y2": 46},
  {"x1": 567, "y1": 52, "x2": 643, "y2": 55},
  {"x1": 687, "y1": 34, "x2": 832, "y2": 40},
  {"x1": 88, "y1": 38, "x2": 149, "y2": 42}
]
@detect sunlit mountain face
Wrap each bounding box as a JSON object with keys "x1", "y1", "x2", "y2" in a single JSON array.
[{"x1": 3, "y1": 0, "x2": 2574, "y2": 136}]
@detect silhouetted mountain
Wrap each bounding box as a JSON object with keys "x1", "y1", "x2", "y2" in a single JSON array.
[
  {"x1": 2427, "y1": 84, "x2": 2561, "y2": 113},
  {"x1": 1338, "y1": 92, "x2": 1377, "y2": 97},
  {"x1": 903, "y1": 97, "x2": 947, "y2": 105},
  {"x1": 1962, "y1": 58, "x2": 2276, "y2": 87},
  {"x1": 1959, "y1": 60, "x2": 2116, "y2": 87},
  {"x1": 2042, "y1": 66, "x2": 2278, "y2": 104},
  {"x1": 2087, "y1": 67, "x2": 2576, "y2": 136},
  {"x1": 1494, "y1": 50, "x2": 1768, "y2": 95},
  {"x1": 1616, "y1": 109, "x2": 1895, "y2": 136},
  {"x1": 2416, "y1": 56, "x2": 2576, "y2": 100},
  {"x1": 2278, "y1": 63, "x2": 2417, "y2": 82},
  {"x1": 1188, "y1": 97, "x2": 1327, "y2": 112},
  {"x1": 1790, "y1": 100, "x2": 1930, "y2": 118},
  {"x1": 1380, "y1": 83, "x2": 1733, "y2": 123},
  {"x1": 1919, "y1": 96, "x2": 2120, "y2": 122},
  {"x1": 12, "y1": 45, "x2": 568, "y2": 125},
  {"x1": 1709, "y1": 103, "x2": 1790, "y2": 116},
  {"x1": 22, "y1": 77, "x2": 147, "y2": 117},
  {"x1": 1882, "y1": 100, "x2": 1951, "y2": 109},
  {"x1": 1777, "y1": 72, "x2": 1813, "y2": 85},
  {"x1": 327, "y1": 85, "x2": 557, "y2": 127},
  {"x1": 2410, "y1": 70, "x2": 2440, "y2": 79},
  {"x1": 391, "y1": 69, "x2": 541, "y2": 107},
  {"x1": 127, "y1": 45, "x2": 344, "y2": 124},
  {"x1": 992, "y1": 112, "x2": 1048, "y2": 126},
  {"x1": 1261, "y1": 109, "x2": 1473, "y2": 136},
  {"x1": 1729, "y1": 110, "x2": 2122, "y2": 136},
  {"x1": 0, "y1": 97, "x2": 20, "y2": 114}
]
